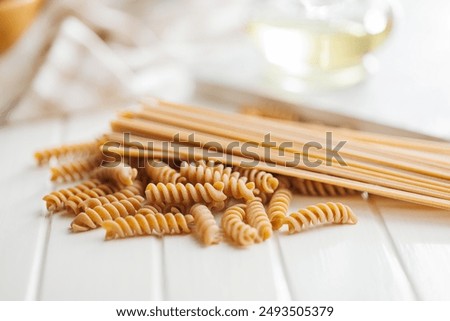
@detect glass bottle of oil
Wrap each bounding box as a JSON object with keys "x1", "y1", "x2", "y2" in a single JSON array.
[{"x1": 248, "y1": 0, "x2": 394, "y2": 90}]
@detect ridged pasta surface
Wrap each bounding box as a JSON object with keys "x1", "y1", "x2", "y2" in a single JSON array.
[
  {"x1": 222, "y1": 205, "x2": 258, "y2": 246},
  {"x1": 284, "y1": 202, "x2": 358, "y2": 234},
  {"x1": 145, "y1": 182, "x2": 227, "y2": 206},
  {"x1": 103, "y1": 212, "x2": 194, "y2": 239},
  {"x1": 43, "y1": 179, "x2": 101, "y2": 212},
  {"x1": 71, "y1": 196, "x2": 144, "y2": 232},
  {"x1": 246, "y1": 199, "x2": 272, "y2": 241},
  {"x1": 191, "y1": 204, "x2": 221, "y2": 245}
]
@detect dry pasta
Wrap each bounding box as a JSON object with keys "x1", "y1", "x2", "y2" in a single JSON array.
[
  {"x1": 145, "y1": 160, "x2": 186, "y2": 184},
  {"x1": 50, "y1": 155, "x2": 101, "y2": 183},
  {"x1": 179, "y1": 161, "x2": 229, "y2": 183},
  {"x1": 291, "y1": 178, "x2": 358, "y2": 197},
  {"x1": 267, "y1": 187, "x2": 293, "y2": 230},
  {"x1": 221, "y1": 204, "x2": 259, "y2": 246},
  {"x1": 239, "y1": 103, "x2": 300, "y2": 121},
  {"x1": 65, "y1": 183, "x2": 116, "y2": 214},
  {"x1": 71, "y1": 195, "x2": 144, "y2": 232},
  {"x1": 179, "y1": 162, "x2": 255, "y2": 200},
  {"x1": 246, "y1": 198, "x2": 272, "y2": 241},
  {"x1": 91, "y1": 161, "x2": 138, "y2": 186},
  {"x1": 103, "y1": 212, "x2": 194, "y2": 240},
  {"x1": 190, "y1": 204, "x2": 221, "y2": 245},
  {"x1": 79, "y1": 180, "x2": 145, "y2": 211},
  {"x1": 34, "y1": 141, "x2": 99, "y2": 166},
  {"x1": 284, "y1": 202, "x2": 358, "y2": 234},
  {"x1": 233, "y1": 167, "x2": 279, "y2": 194},
  {"x1": 43, "y1": 179, "x2": 102, "y2": 212},
  {"x1": 145, "y1": 182, "x2": 227, "y2": 206}
]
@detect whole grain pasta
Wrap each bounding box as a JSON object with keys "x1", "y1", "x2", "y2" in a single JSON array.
[
  {"x1": 50, "y1": 155, "x2": 102, "y2": 183},
  {"x1": 145, "y1": 160, "x2": 186, "y2": 184},
  {"x1": 43, "y1": 179, "x2": 102, "y2": 212},
  {"x1": 103, "y1": 212, "x2": 194, "y2": 240},
  {"x1": 246, "y1": 198, "x2": 272, "y2": 241},
  {"x1": 64, "y1": 183, "x2": 116, "y2": 214},
  {"x1": 283, "y1": 202, "x2": 357, "y2": 234},
  {"x1": 71, "y1": 195, "x2": 144, "y2": 232},
  {"x1": 145, "y1": 182, "x2": 227, "y2": 206},
  {"x1": 267, "y1": 186, "x2": 293, "y2": 230},
  {"x1": 79, "y1": 180, "x2": 145, "y2": 212},
  {"x1": 291, "y1": 178, "x2": 358, "y2": 197},
  {"x1": 179, "y1": 162, "x2": 255, "y2": 200},
  {"x1": 190, "y1": 204, "x2": 221, "y2": 245},
  {"x1": 91, "y1": 161, "x2": 138, "y2": 186},
  {"x1": 233, "y1": 167, "x2": 279, "y2": 194},
  {"x1": 221, "y1": 204, "x2": 259, "y2": 246},
  {"x1": 34, "y1": 141, "x2": 99, "y2": 166}
]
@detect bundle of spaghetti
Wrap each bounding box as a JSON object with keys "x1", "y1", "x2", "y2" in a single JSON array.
[
  {"x1": 50, "y1": 155, "x2": 102, "y2": 183},
  {"x1": 71, "y1": 195, "x2": 145, "y2": 232},
  {"x1": 190, "y1": 204, "x2": 221, "y2": 245},
  {"x1": 34, "y1": 141, "x2": 99, "y2": 166},
  {"x1": 240, "y1": 103, "x2": 300, "y2": 121},
  {"x1": 145, "y1": 182, "x2": 227, "y2": 207},
  {"x1": 91, "y1": 161, "x2": 138, "y2": 186},
  {"x1": 283, "y1": 202, "x2": 357, "y2": 234},
  {"x1": 103, "y1": 209, "x2": 194, "y2": 240},
  {"x1": 43, "y1": 179, "x2": 103, "y2": 212},
  {"x1": 145, "y1": 160, "x2": 186, "y2": 184},
  {"x1": 245, "y1": 198, "x2": 272, "y2": 241},
  {"x1": 79, "y1": 180, "x2": 145, "y2": 212},
  {"x1": 179, "y1": 162, "x2": 255, "y2": 201},
  {"x1": 291, "y1": 178, "x2": 358, "y2": 197},
  {"x1": 221, "y1": 204, "x2": 259, "y2": 246},
  {"x1": 109, "y1": 98, "x2": 450, "y2": 210},
  {"x1": 233, "y1": 167, "x2": 279, "y2": 193}
]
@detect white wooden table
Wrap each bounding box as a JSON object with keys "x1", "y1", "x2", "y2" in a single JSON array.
[
  {"x1": 1, "y1": 103, "x2": 450, "y2": 301},
  {"x1": 1, "y1": 0, "x2": 450, "y2": 301}
]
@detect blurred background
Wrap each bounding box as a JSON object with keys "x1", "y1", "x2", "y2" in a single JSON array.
[{"x1": 1, "y1": 0, "x2": 449, "y2": 137}]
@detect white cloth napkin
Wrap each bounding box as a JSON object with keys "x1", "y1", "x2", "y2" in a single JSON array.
[{"x1": 0, "y1": 0, "x2": 246, "y2": 122}]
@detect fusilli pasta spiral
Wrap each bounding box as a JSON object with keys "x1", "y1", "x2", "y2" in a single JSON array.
[
  {"x1": 34, "y1": 141, "x2": 99, "y2": 166},
  {"x1": 179, "y1": 162, "x2": 255, "y2": 200},
  {"x1": 79, "y1": 180, "x2": 145, "y2": 212},
  {"x1": 291, "y1": 178, "x2": 358, "y2": 197},
  {"x1": 145, "y1": 182, "x2": 227, "y2": 206},
  {"x1": 190, "y1": 204, "x2": 221, "y2": 245},
  {"x1": 145, "y1": 160, "x2": 186, "y2": 184},
  {"x1": 267, "y1": 187, "x2": 293, "y2": 230},
  {"x1": 65, "y1": 183, "x2": 116, "y2": 214},
  {"x1": 103, "y1": 212, "x2": 194, "y2": 240},
  {"x1": 43, "y1": 179, "x2": 102, "y2": 212},
  {"x1": 71, "y1": 196, "x2": 145, "y2": 232},
  {"x1": 221, "y1": 204, "x2": 259, "y2": 246},
  {"x1": 246, "y1": 198, "x2": 272, "y2": 241},
  {"x1": 233, "y1": 167, "x2": 279, "y2": 194},
  {"x1": 91, "y1": 161, "x2": 138, "y2": 186},
  {"x1": 283, "y1": 202, "x2": 357, "y2": 234},
  {"x1": 50, "y1": 156, "x2": 101, "y2": 183}
]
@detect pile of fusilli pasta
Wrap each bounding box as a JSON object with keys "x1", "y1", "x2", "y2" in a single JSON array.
[{"x1": 36, "y1": 135, "x2": 358, "y2": 247}]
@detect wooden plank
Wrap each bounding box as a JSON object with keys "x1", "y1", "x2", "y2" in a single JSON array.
[
  {"x1": 39, "y1": 110, "x2": 164, "y2": 300},
  {"x1": 163, "y1": 232, "x2": 282, "y2": 300},
  {"x1": 0, "y1": 118, "x2": 62, "y2": 300},
  {"x1": 371, "y1": 197, "x2": 450, "y2": 300},
  {"x1": 277, "y1": 195, "x2": 416, "y2": 300}
]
